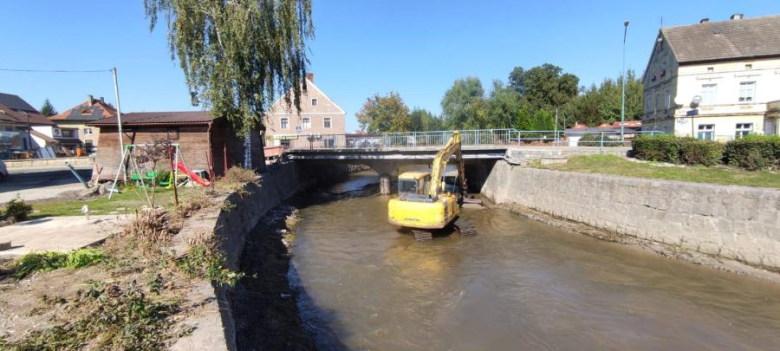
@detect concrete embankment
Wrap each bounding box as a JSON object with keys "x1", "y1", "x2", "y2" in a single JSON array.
[
  {"x1": 481, "y1": 161, "x2": 780, "y2": 271},
  {"x1": 171, "y1": 162, "x2": 348, "y2": 351}
]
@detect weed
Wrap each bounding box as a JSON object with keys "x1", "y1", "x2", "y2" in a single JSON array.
[
  {"x1": 223, "y1": 166, "x2": 258, "y2": 184},
  {"x1": 3, "y1": 196, "x2": 33, "y2": 223},
  {"x1": 122, "y1": 209, "x2": 180, "y2": 251},
  {"x1": 13, "y1": 249, "x2": 106, "y2": 279},
  {"x1": 177, "y1": 238, "x2": 244, "y2": 287}
]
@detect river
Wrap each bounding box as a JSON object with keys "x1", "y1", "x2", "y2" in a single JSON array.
[{"x1": 289, "y1": 172, "x2": 780, "y2": 350}]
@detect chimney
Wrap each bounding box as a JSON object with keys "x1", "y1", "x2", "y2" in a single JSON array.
[
  {"x1": 99, "y1": 97, "x2": 105, "y2": 104},
  {"x1": 87, "y1": 95, "x2": 94, "y2": 105},
  {"x1": 700, "y1": 18, "x2": 709, "y2": 23},
  {"x1": 306, "y1": 73, "x2": 314, "y2": 82},
  {"x1": 730, "y1": 13, "x2": 744, "y2": 20}
]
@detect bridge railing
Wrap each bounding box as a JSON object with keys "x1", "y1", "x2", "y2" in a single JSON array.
[{"x1": 283, "y1": 129, "x2": 667, "y2": 150}]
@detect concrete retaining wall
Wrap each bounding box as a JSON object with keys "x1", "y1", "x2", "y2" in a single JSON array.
[{"x1": 481, "y1": 161, "x2": 780, "y2": 269}]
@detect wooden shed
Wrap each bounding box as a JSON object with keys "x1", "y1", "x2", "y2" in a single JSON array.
[{"x1": 88, "y1": 111, "x2": 264, "y2": 181}]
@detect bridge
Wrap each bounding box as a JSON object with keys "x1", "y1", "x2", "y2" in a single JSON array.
[{"x1": 276, "y1": 129, "x2": 659, "y2": 193}]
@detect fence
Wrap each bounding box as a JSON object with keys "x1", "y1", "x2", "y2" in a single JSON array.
[{"x1": 282, "y1": 129, "x2": 667, "y2": 150}]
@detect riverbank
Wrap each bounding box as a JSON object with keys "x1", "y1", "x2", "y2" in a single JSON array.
[{"x1": 481, "y1": 160, "x2": 780, "y2": 279}]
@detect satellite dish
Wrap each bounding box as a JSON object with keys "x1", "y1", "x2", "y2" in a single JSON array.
[{"x1": 690, "y1": 95, "x2": 702, "y2": 108}]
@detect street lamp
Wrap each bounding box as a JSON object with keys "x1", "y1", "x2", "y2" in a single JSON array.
[{"x1": 620, "y1": 21, "x2": 629, "y2": 143}]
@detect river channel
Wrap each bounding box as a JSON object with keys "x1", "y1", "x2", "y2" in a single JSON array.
[{"x1": 288, "y1": 172, "x2": 780, "y2": 350}]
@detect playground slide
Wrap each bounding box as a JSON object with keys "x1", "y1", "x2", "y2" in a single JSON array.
[{"x1": 176, "y1": 162, "x2": 211, "y2": 187}]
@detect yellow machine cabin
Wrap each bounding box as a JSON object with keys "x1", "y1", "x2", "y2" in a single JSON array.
[{"x1": 388, "y1": 132, "x2": 473, "y2": 236}]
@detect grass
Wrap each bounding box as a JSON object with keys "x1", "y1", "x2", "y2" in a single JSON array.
[
  {"x1": 31, "y1": 186, "x2": 193, "y2": 218},
  {"x1": 13, "y1": 249, "x2": 106, "y2": 279},
  {"x1": 534, "y1": 154, "x2": 780, "y2": 188}
]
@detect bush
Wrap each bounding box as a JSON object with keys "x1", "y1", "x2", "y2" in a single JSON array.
[
  {"x1": 3, "y1": 196, "x2": 33, "y2": 223},
  {"x1": 633, "y1": 135, "x2": 724, "y2": 166},
  {"x1": 223, "y1": 166, "x2": 258, "y2": 184},
  {"x1": 577, "y1": 133, "x2": 624, "y2": 147},
  {"x1": 724, "y1": 135, "x2": 780, "y2": 170}
]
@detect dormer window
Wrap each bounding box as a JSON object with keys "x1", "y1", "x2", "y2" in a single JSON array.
[{"x1": 311, "y1": 98, "x2": 318, "y2": 106}]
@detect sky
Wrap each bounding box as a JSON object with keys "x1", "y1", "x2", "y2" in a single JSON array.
[{"x1": 1, "y1": 1, "x2": 777, "y2": 132}]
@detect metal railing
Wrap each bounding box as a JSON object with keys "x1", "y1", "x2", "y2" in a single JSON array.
[{"x1": 281, "y1": 129, "x2": 667, "y2": 150}]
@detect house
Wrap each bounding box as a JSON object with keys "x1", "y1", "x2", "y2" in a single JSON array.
[
  {"x1": 264, "y1": 73, "x2": 346, "y2": 149},
  {"x1": 641, "y1": 14, "x2": 780, "y2": 140},
  {"x1": 88, "y1": 111, "x2": 263, "y2": 181},
  {"x1": 49, "y1": 95, "x2": 116, "y2": 154},
  {"x1": 0, "y1": 93, "x2": 57, "y2": 158}
]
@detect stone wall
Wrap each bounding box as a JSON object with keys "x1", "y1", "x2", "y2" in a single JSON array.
[{"x1": 481, "y1": 161, "x2": 780, "y2": 269}]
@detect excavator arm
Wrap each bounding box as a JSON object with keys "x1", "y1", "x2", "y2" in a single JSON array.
[{"x1": 428, "y1": 131, "x2": 467, "y2": 197}]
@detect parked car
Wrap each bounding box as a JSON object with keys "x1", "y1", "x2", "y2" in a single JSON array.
[{"x1": 0, "y1": 159, "x2": 7, "y2": 181}]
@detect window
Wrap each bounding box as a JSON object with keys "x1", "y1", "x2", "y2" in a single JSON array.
[
  {"x1": 697, "y1": 124, "x2": 714, "y2": 140},
  {"x1": 701, "y1": 83, "x2": 717, "y2": 104},
  {"x1": 83, "y1": 128, "x2": 93, "y2": 135},
  {"x1": 707, "y1": 67, "x2": 714, "y2": 73},
  {"x1": 53, "y1": 128, "x2": 61, "y2": 137},
  {"x1": 735, "y1": 123, "x2": 753, "y2": 139},
  {"x1": 745, "y1": 64, "x2": 753, "y2": 70},
  {"x1": 324, "y1": 117, "x2": 332, "y2": 129},
  {"x1": 167, "y1": 127, "x2": 179, "y2": 140},
  {"x1": 665, "y1": 90, "x2": 671, "y2": 109},
  {"x1": 281, "y1": 117, "x2": 289, "y2": 129},
  {"x1": 655, "y1": 93, "x2": 660, "y2": 112},
  {"x1": 280, "y1": 140, "x2": 291, "y2": 149},
  {"x1": 739, "y1": 81, "x2": 756, "y2": 102},
  {"x1": 311, "y1": 98, "x2": 318, "y2": 106},
  {"x1": 302, "y1": 117, "x2": 311, "y2": 129}
]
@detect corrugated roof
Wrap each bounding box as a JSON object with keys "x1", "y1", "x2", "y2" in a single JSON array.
[
  {"x1": 663, "y1": 15, "x2": 780, "y2": 63},
  {"x1": 0, "y1": 92, "x2": 38, "y2": 113},
  {"x1": 88, "y1": 111, "x2": 215, "y2": 126},
  {"x1": 0, "y1": 103, "x2": 55, "y2": 126}
]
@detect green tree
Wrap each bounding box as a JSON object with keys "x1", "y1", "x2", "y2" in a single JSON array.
[
  {"x1": 409, "y1": 108, "x2": 443, "y2": 131},
  {"x1": 40, "y1": 99, "x2": 57, "y2": 117},
  {"x1": 485, "y1": 80, "x2": 522, "y2": 129},
  {"x1": 144, "y1": 0, "x2": 313, "y2": 134},
  {"x1": 508, "y1": 63, "x2": 579, "y2": 111},
  {"x1": 355, "y1": 92, "x2": 411, "y2": 133},
  {"x1": 441, "y1": 77, "x2": 486, "y2": 129}
]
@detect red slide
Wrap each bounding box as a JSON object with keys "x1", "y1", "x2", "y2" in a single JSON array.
[{"x1": 176, "y1": 162, "x2": 211, "y2": 187}]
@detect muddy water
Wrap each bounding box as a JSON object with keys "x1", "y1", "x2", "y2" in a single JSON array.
[{"x1": 290, "y1": 173, "x2": 780, "y2": 350}]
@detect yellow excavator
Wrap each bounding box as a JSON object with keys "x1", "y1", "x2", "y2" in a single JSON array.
[{"x1": 387, "y1": 131, "x2": 476, "y2": 240}]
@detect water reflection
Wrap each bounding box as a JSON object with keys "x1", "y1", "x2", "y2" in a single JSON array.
[{"x1": 291, "y1": 173, "x2": 780, "y2": 350}]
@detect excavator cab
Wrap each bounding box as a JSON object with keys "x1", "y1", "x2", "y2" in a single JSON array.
[{"x1": 397, "y1": 172, "x2": 434, "y2": 202}]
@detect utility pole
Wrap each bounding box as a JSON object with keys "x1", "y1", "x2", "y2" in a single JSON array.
[
  {"x1": 112, "y1": 67, "x2": 126, "y2": 182},
  {"x1": 621, "y1": 21, "x2": 629, "y2": 143},
  {"x1": 554, "y1": 106, "x2": 559, "y2": 146},
  {"x1": 24, "y1": 112, "x2": 33, "y2": 152}
]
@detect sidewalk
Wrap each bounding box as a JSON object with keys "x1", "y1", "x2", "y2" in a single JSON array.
[{"x1": 0, "y1": 215, "x2": 129, "y2": 258}]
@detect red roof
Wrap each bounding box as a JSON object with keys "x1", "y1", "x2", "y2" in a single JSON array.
[
  {"x1": 572, "y1": 123, "x2": 588, "y2": 130},
  {"x1": 50, "y1": 98, "x2": 116, "y2": 122},
  {"x1": 88, "y1": 111, "x2": 215, "y2": 126},
  {"x1": 0, "y1": 103, "x2": 55, "y2": 126}
]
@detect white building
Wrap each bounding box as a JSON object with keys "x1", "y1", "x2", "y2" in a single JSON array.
[{"x1": 642, "y1": 14, "x2": 780, "y2": 140}]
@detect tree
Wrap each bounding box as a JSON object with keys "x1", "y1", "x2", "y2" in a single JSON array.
[
  {"x1": 40, "y1": 99, "x2": 57, "y2": 117},
  {"x1": 508, "y1": 63, "x2": 579, "y2": 111},
  {"x1": 441, "y1": 77, "x2": 486, "y2": 129},
  {"x1": 409, "y1": 108, "x2": 443, "y2": 131},
  {"x1": 144, "y1": 0, "x2": 313, "y2": 135},
  {"x1": 355, "y1": 92, "x2": 411, "y2": 133},
  {"x1": 485, "y1": 80, "x2": 522, "y2": 129}
]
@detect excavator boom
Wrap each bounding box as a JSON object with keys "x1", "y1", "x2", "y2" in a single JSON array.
[{"x1": 428, "y1": 131, "x2": 466, "y2": 197}]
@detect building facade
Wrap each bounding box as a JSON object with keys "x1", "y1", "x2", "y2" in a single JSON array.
[
  {"x1": 264, "y1": 73, "x2": 346, "y2": 148},
  {"x1": 0, "y1": 93, "x2": 57, "y2": 157},
  {"x1": 49, "y1": 95, "x2": 116, "y2": 154},
  {"x1": 642, "y1": 14, "x2": 780, "y2": 140}
]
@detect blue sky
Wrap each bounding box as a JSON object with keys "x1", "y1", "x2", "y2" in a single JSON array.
[{"x1": 0, "y1": 1, "x2": 776, "y2": 131}]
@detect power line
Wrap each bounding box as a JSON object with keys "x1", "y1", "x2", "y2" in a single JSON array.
[{"x1": 0, "y1": 68, "x2": 111, "y2": 73}]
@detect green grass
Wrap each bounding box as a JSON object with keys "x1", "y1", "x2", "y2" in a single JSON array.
[
  {"x1": 13, "y1": 249, "x2": 106, "y2": 279},
  {"x1": 535, "y1": 154, "x2": 780, "y2": 188},
  {"x1": 31, "y1": 187, "x2": 183, "y2": 218}
]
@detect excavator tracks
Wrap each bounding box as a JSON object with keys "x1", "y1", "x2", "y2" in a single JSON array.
[{"x1": 454, "y1": 217, "x2": 477, "y2": 236}]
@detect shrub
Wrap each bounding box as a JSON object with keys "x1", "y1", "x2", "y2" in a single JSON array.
[
  {"x1": 724, "y1": 135, "x2": 780, "y2": 170},
  {"x1": 3, "y1": 196, "x2": 33, "y2": 223},
  {"x1": 577, "y1": 133, "x2": 624, "y2": 147},
  {"x1": 223, "y1": 166, "x2": 258, "y2": 184},
  {"x1": 633, "y1": 135, "x2": 724, "y2": 166}
]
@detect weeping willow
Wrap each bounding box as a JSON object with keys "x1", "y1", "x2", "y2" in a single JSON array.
[{"x1": 144, "y1": 0, "x2": 313, "y2": 134}]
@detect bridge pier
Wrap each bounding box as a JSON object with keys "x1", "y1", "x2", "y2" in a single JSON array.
[{"x1": 379, "y1": 174, "x2": 392, "y2": 195}]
